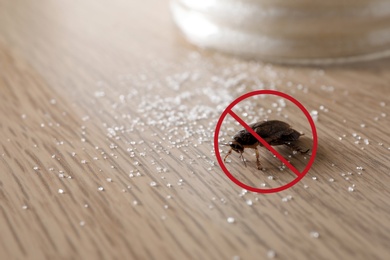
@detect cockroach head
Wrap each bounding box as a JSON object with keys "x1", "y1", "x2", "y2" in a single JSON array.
[{"x1": 229, "y1": 141, "x2": 244, "y2": 153}]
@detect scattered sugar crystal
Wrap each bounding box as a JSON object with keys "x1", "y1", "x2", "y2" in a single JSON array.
[
  {"x1": 80, "y1": 221, "x2": 85, "y2": 227},
  {"x1": 310, "y1": 231, "x2": 320, "y2": 238},
  {"x1": 246, "y1": 200, "x2": 253, "y2": 206},
  {"x1": 239, "y1": 189, "x2": 248, "y2": 197},
  {"x1": 98, "y1": 186, "x2": 104, "y2": 191},
  {"x1": 82, "y1": 116, "x2": 90, "y2": 121},
  {"x1": 312, "y1": 176, "x2": 317, "y2": 181},
  {"x1": 328, "y1": 178, "x2": 335, "y2": 182},
  {"x1": 267, "y1": 250, "x2": 276, "y2": 259},
  {"x1": 348, "y1": 186, "x2": 354, "y2": 192},
  {"x1": 132, "y1": 200, "x2": 138, "y2": 206},
  {"x1": 94, "y1": 91, "x2": 105, "y2": 97},
  {"x1": 282, "y1": 195, "x2": 293, "y2": 202},
  {"x1": 22, "y1": 205, "x2": 28, "y2": 210},
  {"x1": 310, "y1": 110, "x2": 318, "y2": 121},
  {"x1": 33, "y1": 166, "x2": 39, "y2": 171},
  {"x1": 150, "y1": 181, "x2": 157, "y2": 187},
  {"x1": 58, "y1": 189, "x2": 64, "y2": 194},
  {"x1": 106, "y1": 178, "x2": 112, "y2": 182},
  {"x1": 227, "y1": 217, "x2": 235, "y2": 224}
]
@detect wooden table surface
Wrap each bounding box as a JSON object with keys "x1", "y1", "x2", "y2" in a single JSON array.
[{"x1": 1, "y1": 1, "x2": 389, "y2": 259}]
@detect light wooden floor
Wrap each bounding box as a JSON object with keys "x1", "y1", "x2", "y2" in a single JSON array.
[{"x1": 0, "y1": 1, "x2": 389, "y2": 259}]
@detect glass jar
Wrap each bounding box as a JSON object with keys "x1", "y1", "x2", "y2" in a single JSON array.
[{"x1": 170, "y1": 0, "x2": 390, "y2": 64}]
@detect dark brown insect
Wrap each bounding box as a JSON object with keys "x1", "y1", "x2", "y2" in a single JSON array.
[{"x1": 224, "y1": 120, "x2": 309, "y2": 170}]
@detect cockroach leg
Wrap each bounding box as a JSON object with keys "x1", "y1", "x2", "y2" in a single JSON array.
[
  {"x1": 285, "y1": 142, "x2": 309, "y2": 154},
  {"x1": 239, "y1": 152, "x2": 247, "y2": 168},
  {"x1": 224, "y1": 148, "x2": 233, "y2": 162},
  {"x1": 255, "y1": 148, "x2": 262, "y2": 170}
]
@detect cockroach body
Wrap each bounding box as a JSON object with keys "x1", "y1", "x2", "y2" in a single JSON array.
[{"x1": 224, "y1": 120, "x2": 308, "y2": 170}]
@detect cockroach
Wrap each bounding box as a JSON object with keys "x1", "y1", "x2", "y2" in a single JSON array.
[{"x1": 224, "y1": 120, "x2": 309, "y2": 170}]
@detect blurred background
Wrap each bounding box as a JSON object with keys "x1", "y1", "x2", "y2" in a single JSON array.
[{"x1": 171, "y1": 0, "x2": 390, "y2": 64}]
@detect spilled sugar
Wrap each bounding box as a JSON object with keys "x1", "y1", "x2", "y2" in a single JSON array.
[
  {"x1": 267, "y1": 250, "x2": 276, "y2": 259},
  {"x1": 310, "y1": 231, "x2": 320, "y2": 238},
  {"x1": 20, "y1": 51, "x2": 389, "y2": 260},
  {"x1": 227, "y1": 217, "x2": 235, "y2": 224}
]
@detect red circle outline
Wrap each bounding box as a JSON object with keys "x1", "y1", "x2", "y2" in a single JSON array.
[{"x1": 214, "y1": 90, "x2": 318, "y2": 194}]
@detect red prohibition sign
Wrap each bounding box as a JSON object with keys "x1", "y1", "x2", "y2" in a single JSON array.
[{"x1": 214, "y1": 90, "x2": 318, "y2": 194}]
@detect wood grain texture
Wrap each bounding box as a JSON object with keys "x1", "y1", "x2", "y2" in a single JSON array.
[{"x1": 0, "y1": 1, "x2": 390, "y2": 259}]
